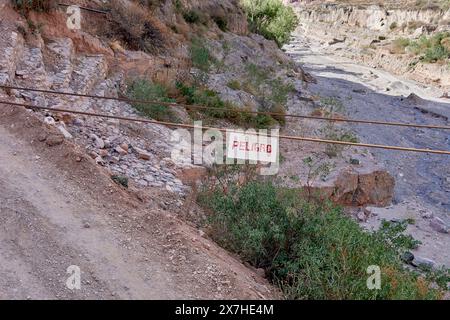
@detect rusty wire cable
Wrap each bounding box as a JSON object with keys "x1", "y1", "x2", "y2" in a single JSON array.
[
  {"x1": 57, "y1": 3, "x2": 109, "y2": 14},
  {"x1": 1, "y1": 85, "x2": 449, "y2": 130},
  {"x1": 1, "y1": 100, "x2": 449, "y2": 155}
]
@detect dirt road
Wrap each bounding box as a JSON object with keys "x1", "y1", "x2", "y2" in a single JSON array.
[{"x1": 0, "y1": 105, "x2": 275, "y2": 299}]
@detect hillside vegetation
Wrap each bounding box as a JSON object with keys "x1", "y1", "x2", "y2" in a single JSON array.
[
  {"x1": 241, "y1": 0, "x2": 299, "y2": 47},
  {"x1": 199, "y1": 173, "x2": 448, "y2": 299},
  {"x1": 391, "y1": 32, "x2": 450, "y2": 64}
]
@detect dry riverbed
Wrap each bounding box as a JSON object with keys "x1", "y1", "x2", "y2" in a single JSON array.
[{"x1": 284, "y1": 30, "x2": 450, "y2": 268}]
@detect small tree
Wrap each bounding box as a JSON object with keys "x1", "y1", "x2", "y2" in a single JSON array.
[{"x1": 241, "y1": 0, "x2": 299, "y2": 47}]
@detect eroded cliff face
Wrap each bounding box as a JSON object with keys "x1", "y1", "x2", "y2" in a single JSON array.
[
  {"x1": 289, "y1": 2, "x2": 450, "y2": 89},
  {"x1": 297, "y1": 4, "x2": 450, "y2": 32}
]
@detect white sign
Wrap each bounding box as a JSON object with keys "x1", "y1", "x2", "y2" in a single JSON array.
[
  {"x1": 226, "y1": 131, "x2": 278, "y2": 163},
  {"x1": 66, "y1": 6, "x2": 81, "y2": 30}
]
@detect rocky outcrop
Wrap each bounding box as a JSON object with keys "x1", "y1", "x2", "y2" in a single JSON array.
[
  {"x1": 0, "y1": 26, "x2": 184, "y2": 193},
  {"x1": 305, "y1": 166, "x2": 395, "y2": 207}
]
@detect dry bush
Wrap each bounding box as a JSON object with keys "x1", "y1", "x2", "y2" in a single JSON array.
[
  {"x1": 390, "y1": 38, "x2": 411, "y2": 54},
  {"x1": 107, "y1": 0, "x2": 165, "y2": 54},
  {"x1": 12, "y1": 0, "x2": 54, "y2": 13}
]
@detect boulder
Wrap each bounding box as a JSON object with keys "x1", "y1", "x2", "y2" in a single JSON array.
[{"x1": 307, "y1": 167, "x2": 395, "y2": 207}]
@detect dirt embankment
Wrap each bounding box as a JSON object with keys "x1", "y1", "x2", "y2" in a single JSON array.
[{"x1": 0, "y1": 103, "x2": 278, "y2": 299}]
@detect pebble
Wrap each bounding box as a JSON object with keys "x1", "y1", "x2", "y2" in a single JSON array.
[
  {"x1": 46, "y1": 134, "x2": 64, "y2": 146},
  {"x1": 357, "y1": 210, "x2": 366, "y2": 222},
  {"x1": 144, "y1": 175, "x2": 155, "y2": 182},
  {"x1": 115, "y1": 146, "x2": 128, "y2": 156},
  {"x1": 44, "y1": 117, "x2": 56, "y2": 125},
  {"x1": 99, "y1": 149, "x2": 109, "y2": 157},
  {"x1": 120, "y1": 143, "x2": 129, "y2": 152},
  {"x1": 138, "y1": 180, "x2": 148, "y2": 187},
  {"x1": 90, "y1": 134, "x2": 105, "y2": 149},
  {"x1": 95, "y1": 156, "x2": 105, "y2": 166},
  {"x1": 420, "y1": 209, "x2": 433, "y2": 219}
]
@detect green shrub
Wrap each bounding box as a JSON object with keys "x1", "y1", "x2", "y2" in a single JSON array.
[
  {"x1": 241, "y1": 0, "x2": 299, "y2": 47},
  {"x1": 395, "y1": 32, "x2": 450, "y2": 63},
  {"x1": 175, "y1": 82, "x2": 277, "y2": 128},
  {"x1": 183, "y1": 10, "x2": 200, "y2": 24},
  {"x1": 268, "y1": 78, "x2": 295, "y2": 107},
  {"x1": 423, "y1": 45, "x2": 449, "y2": 62},
  {"x1": 190, "y1": 38, "x2": 214, "y2": 72},
  {"x1": 111, "y1": 175, "x2": 129, "y2": 188},
  {"x1": 126, "y1": 79, "x2": 176, "y2": 121},
  {"x1": 199, "y1": 180, "x2": 446, "y2": 299},
  {"x1": 227, "y1": 80, "x2": 242, "y2": 90},
  {"x1": 213, "y1": 16, "x2": 228, "y2": 32},
  {"x1": 242, "y1": 63, "x2": 292, "y2": 123}
]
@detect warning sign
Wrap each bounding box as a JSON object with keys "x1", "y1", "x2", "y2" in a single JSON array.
[{"x1": 226, "y1": 131, "x2": 278, "y2": 163}]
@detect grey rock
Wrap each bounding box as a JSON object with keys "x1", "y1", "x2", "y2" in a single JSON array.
[
  {"x1": 137, "y1": 180, "x2": 148, "y2": 187},
  {"x1": 430, "y1": 217, "x2": 449, "y2": 234},
  {"x1": 44, "y1": 116, "x2": 56, "y2": 125},
  {"x1": 90, "y1": 134, "x2": 105, "y2": 149},
  {"x1": 357, "y1": 210, "x2": 366, "y2": 222},
  {"x1": 420, "y1": 209, "x2": 434, "y2": 219},
  {"x1": 411, "y1": 256, "x2": 435, "y2": 269},
  {"x1": 401, "y1": 251, "x2": 414, "y2": 264},
  {"x1": 95, "y1": 156, "x2": 105, "y2": 166}
]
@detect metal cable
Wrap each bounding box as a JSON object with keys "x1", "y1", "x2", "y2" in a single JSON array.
[
  {"x1": 1, "y1": 85, "x2": 449, "y2": 130},
  {"x1": 1, "y1": 100, "x2": 449, "y2": 155}
]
